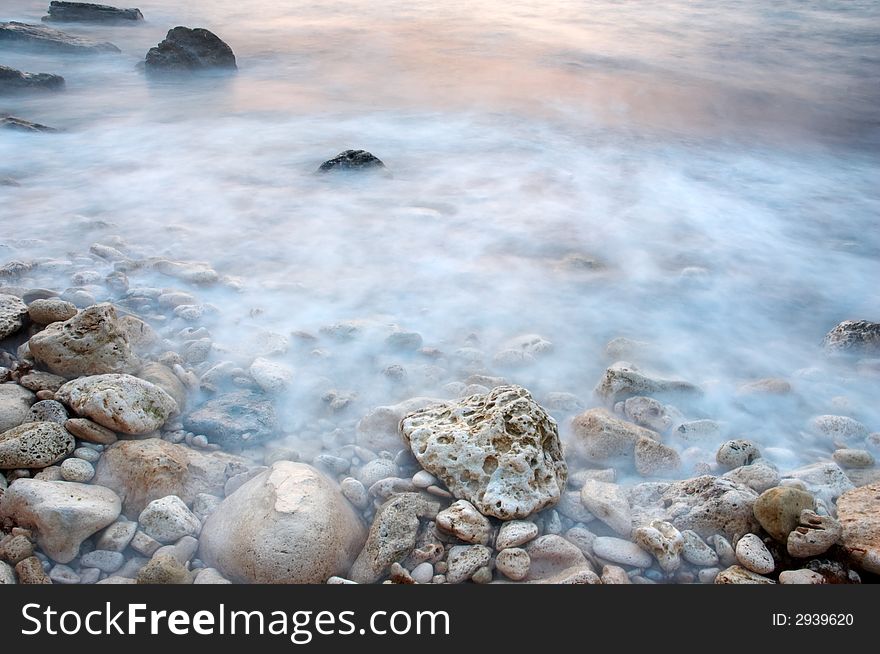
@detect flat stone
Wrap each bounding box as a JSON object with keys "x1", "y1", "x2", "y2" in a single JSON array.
[
  {"x1": 400, "y1": 386, "x2": 566, "y2": 520},
  {"x1": 833, "y1": 449, "x2": 875, "y2": 469},
  {"x1": 183, "y1": 390, "x2": 279, "y2": 449},
  {"x1": 681, "y1": 530, "x2": 719, "y2": 567},
  {"x1": 249, "y1": 358, "x2": 293, "y2": 394},
  {"x1": 569, "y1": 408, "x2": 659, "y2": 464},
  {"x1": 580, "y1": 480, "x2": 632, "y2": 536},
  {"x1": 592, "y1": 536, "x2": 652, "y2": 568},
  {"x1": 64, "y1": 418, "x2": 117, "y2": 445},
  {"x1": 836, "y1": 482, "x2": 880, "y2": 574}
]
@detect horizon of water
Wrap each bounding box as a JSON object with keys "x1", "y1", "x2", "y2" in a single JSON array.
[{"x1": 2, "y1": 0, "x2": 880, "y2": 476}]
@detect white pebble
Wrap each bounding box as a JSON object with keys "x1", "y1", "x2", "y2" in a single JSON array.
[
  {"x1": 410, "y1": 562, "x2": 434, "y2": 584},
  {"x1": 73, "y1": 447, "x2": 101, "y2": 463},
  {"x1": 411, "y1": 470, "x2": 437, "y2": 488},
  {"x1": 591, "y1": 536, "x2": 653, "y2": 568},
  {"x1": 60, "y1": 458, "x2": 95, "y2": 482},
  {"x1": 735, "y1": 533, "x2": 775, "y2": 574}
]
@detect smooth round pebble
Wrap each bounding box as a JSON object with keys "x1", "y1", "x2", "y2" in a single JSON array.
[
  {"x1": 496, "y1": 520, "x2": 539, "y2": 550},
  {"x1": 735, "y1": 533, "x2": 775, "y2": 574},
  {"x1": 410, "y1": 562, "x2": 434, "y2": 584},
  {"x1": 60, "y1": 457, "x2": 95, "y2": 482},
  {"x1": 496, "y1": 548, "x2": 530, "y2": 581},
  {"x1": 779, "y1": 569, "x2": 826, "y2": 584},
  {"x1": 412, "y1": 470, "x2": 437, "y2": 489},
  {"x1": 73, "y1": 447, "x2": 101, "y2": 463},
  {"x1": 832, "y1": 449, "x2": 875, "y2": 469}
]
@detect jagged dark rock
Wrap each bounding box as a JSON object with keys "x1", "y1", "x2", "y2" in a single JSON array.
[
  {"x1": 42, "y1": 2, "x2": 144, "y2": 23},
  {"x1": 0, "y1": 21, "x2": 120, "y2": 53},
  {"x1": 0, "y1": 114, "x2": 56, "y2": 133},
  {"x1": 0, "y1": 65, "x2": 64, "y2": 93},
  {"x1": 317, "y1": 149, "x2": 388, "y2": 174},
  {"x1": 144, "y1": 27, "x2": 236, "y2": 74}
]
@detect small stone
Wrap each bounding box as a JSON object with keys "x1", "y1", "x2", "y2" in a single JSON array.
[
  {"x1": 49, "y1": 564, "x2": 80, "y2": 584},
  {"x1": 787, "y1": 510, "x2": 841, "y2": 558},
  {"x1": 95, "y1": 520, "x2": 137, "y2": 553},
  {"x1": 436, "y1": 500, "x2": 491, "y2": 545},
  {"x1": 569, "y1": 408, "x2": 659, "y2": 463},
  {"x1": 735, "y1": 533, "x2": 774, "y2": 574},
  {"x1": 154, "y1": 536, "x2": 199, "y2": 565},
  {"x1": 80, "y1": 550, "x2": 125, "y2": 573},
  {"x1": 193, "y1": 568, "x2": 231, "y2": 584},
  {"x1": 26, "y1": 399, "x2": 68, "y2": 424},
  {"x1": 779, "y1": 569, "x2": 826, "y2": 584},
  {"x1": 681, "y1": 530, "x2": 719, "y2": 567},
  {"x1": 600, "y1": 565, "x2": 631, "y2": 584},
  {"x1": 697, "y1": 567, "x2": 720, "y2": 583},
  {"x1": 129, "y1": 530, "x2": 161, "y2": 557},
  {"x1": 318, "y1": 150, "x2": 387, "y2": 174},
  {"x1": 78, "y1": 568, "x2": 100, "y2": 584},
  {"x1": 27, "y1": 299, "x2": 77, "y2": 325},
  {"x1": 525, "y1": 535, "x2": 588, "y2": 580},
  {"x1": 357, "y1": 457, "x2": 397, "y2": 488},
  {"x1": 138, "y1": 495, "x2": 201, "y2": 544},
  {"x1": 823, "y1": 320, "x2": 880, "y2": 355},
  {"x1": 580, "y1": 480, "x2": 631, "y2": 536},
  {"x1": 412, "y1": 470, "x2": 436, "y2": 489},
  {"x1": 15, "y1": 556, "x2": 51, "y2": 584},
  {"x1": 634, "y1": 437, "x2": 681, "y2": 476},
  {"x1": 445, "y1": 545, "x2": 492, "y2": 583},
  {"x1": 632, "y1": 521, "x2": 684, "y2": 572},
  {"x1": 496, "y1": 520, "x2": 538, "y2": 550},
  {"x1": 249, "y1": 358, "x2": 293, "y2": 394},
  {"x1": 714, "y1": 565, "x2": 774, "y2": 584},
  {"x1": 594, "y1": 361, "x2": 701, "y2": 404},
  {"x1": 136, "y1": 553, "x2": 192, "y2": 584},
  {"x1": 60, "y1": 457, "x2": 95, "y2": 482},
  {"x1": 64, "y1": 418, "x2": 117, "y2": 445},
  {"x1": 410, "y1": 562, "x2": 434, "y2": 584},
  {"x1": 809, "y1": 415, "x2": 870, "y2": 448},
  {"x1": 18, "y1": 371, "x2": 67, "y2": 394},
  {"x1": 716, "y1": 439, "x2": 760, "y2": 470},
  {"x1": 0, "y1": 533, "x2": 34, "y2": 564},
  {"x1": 340, "y1": 477, "x2": 369, "y2": 510},
  {"x1": 833, "y1": 449, "x2": 875, "y2": 469},
  {"x1": 592, "y1": 536, "x2": 652, "y2": 568}
]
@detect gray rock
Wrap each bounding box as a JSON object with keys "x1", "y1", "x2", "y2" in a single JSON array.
[
  {"x1": 823, "y1": 320, "x2": 880, "y2": 355},
  {"x1": 199, "y1": 462, "x2": 366, "y2": 583},
  {"x1": 591, "y1": 536, "x2": 652, "y2": 568},
  {"x1": 49, "y1": 564, "x2": 80, "y2": 584},
  {"x1": 80, "y1": 549, "x2": 124, "y2": 573},
  {"x1": 56, "y1": 374, "x2": 178, "y2": 435},
  {"x1": 145, "y1": 27, "x2": 236, "y2": 74},
  {"x1": 634, "y1": 437, "x2": 681, "y2": 477},
  {"x1": 0, "y1": 64, "x2": 65, "y2": 93},
  {"x1": 28, "y1": 303, "x2": 140, "y2": 377},
  {"x1": 0, "y1": 293, "x2": 29, "y2": 340},
  {"x1": 734, "y1": 533, "x2": 774, "y2": 574},
  {"x1": 26, "y1": 399, "x2": 68, "y2": 424},
  {"x1": 18, "y1": 371, "x2": 67, "y2": 393},
  {"x1": 622, "y1": 396, "x2": 677, "y2": 433},
  {"x1": 43, "y1": 2, "x2": 144, "y2": 23},
  {"x1": 594, "y1": 361, "x2": 701, "y2": 404},
  {"x1": 833, "y1": 449, "x2": 875, "y2": 469},
  {"x1": 400, "y1": 386, "x2": 566, "y2": 520},
  {"x1": 445, "y1": 545, "x2": 492, "y2": 583},
  {"x1": 808, "y1": 415, "x2": 870, "y2": 448},
  {"x1": 716, "y1": 439, "x2": 761, "y2": 470},
  {"x1": 249, "y1": 357, "x2": 293, "y2": 394},
  {"x1": 714, "y1": 565, "x2": 774, "y2": 584},
  {"x1": 0, "y1": 422, "x2": 74, "y2": 469},
  {"x1": 0, "y1": 479, "x2": 120, "y2": 563},
  {"x1": 183, "y1": 390, "x2": 278, "y2": 449},
  {"x1": 722, "y1": 458, "x2": 780, "y2": 493},
  {"x1": 0, "y1": 384, "x2": 36, "y2": 432},
  {"x1": 318, "y1": 150, "x2": 387, "y2": 174},
  {"x1": 659, "y1": 475, "x2": 760, "y2": 541},
  {"x1": 340, "y1": 477, "x2": 369, "y2": 510},
  {"x1": 138, "y1": 495, "x2": 201, "y2": 543},
  {"x1": 349, "y1": 492, "x2": 439, "y2": 584},
  {"x1": 95, "y1": 519, "x2": 137, "y2": 552},
  {"x1": 60, "y1": 457, "x2": 94, "y2": 482}
]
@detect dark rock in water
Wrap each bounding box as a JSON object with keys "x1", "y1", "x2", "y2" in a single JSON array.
[
  {"x1": 0, "y1": 64, "x2": 64, "y2": 93},
  {"x1": 0, "y1": 114, "x2": 56, "y2": 133},
  {"x1": 1, "y1": 177, "x2": 20, "y2": 187},
  {"x1": 183, "y1": 390, "x2": 278, "y2": 449},
  {"x1": 42, "y1": 1, "x2": 144, "y2": 23},
  {"x1": 317, "y1": 149, "x2": 387, "y2": 174},
  {"x1": 0, "y1": 21, "x2": 120, "y2": 53},
  {"x1": 144, "y1": 27, "x2": 236, "y2": 74},
  {"x1": 823, "y1": 320, "x2": 880, "y2": 355}
]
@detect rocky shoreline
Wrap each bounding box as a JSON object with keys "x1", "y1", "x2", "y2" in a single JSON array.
[{"x1": 2, "y1": 2, "x2": 878, "y2": 586}]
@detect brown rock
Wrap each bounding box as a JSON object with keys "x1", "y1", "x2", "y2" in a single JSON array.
[{"x1": 836, "y1": 482, "x2": 880, "y2": 574}]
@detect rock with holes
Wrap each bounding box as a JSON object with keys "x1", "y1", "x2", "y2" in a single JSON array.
[
  {"x1": 56, "y1": 374, "x2": 177, "y2": 435},
  {"x1": 735, "y1": 533, "x2": 774, "y2": 574},
  {"x1": 400, "y1": 386, "x2": 566, "y2": 520},
  {"x1": 659, "y1": 476, "x2": 760, "y2": 541},
  {"x1": 0, "y1": 293, "x2": 29, "y2": 339},
  {"x1": 28, "y1": 303, "x2": 140, "y2": 377},
  {"x1": 787, "y1": 510, "x2": 841, "y2": 558},
  {"x1": 317, "y1": 150, "x2": 387, "y2": 174},
  {"x1": 0, "y1": 478, "x2": 120, "y2": 563},
  {"x1": 714, "y1": 565, "x2": 775, "y2": 584},
  {"x1": 836, "y1": 482, "x2": 880, "y2": 574},
  {"x1": 0, "y1": 422, "x2": 74, "y2": 469},
  {"x1": 632, "y1": 521, "x2": 684, "y2": 572},
  {"x1": 634, "y1": 437, "x2": 680, "y2": 477},
  {"x1": 823, "y1": 320, "x2": 880, "y2": 355},
  {"x1": 199, "y1": 462, "x2": 366, "y2": 583},
  {"x1": 436, "y1": 500, "x2": 491, "y2": 545},
  {"x1": 184, "y1": 390, "x2": 278, "y2": 449}
]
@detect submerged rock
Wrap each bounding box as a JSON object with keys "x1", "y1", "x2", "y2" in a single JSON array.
[
  {"x1": 56, "y1": 374, "x2": 177, "y2": 434},
  {"x1": 144, "y1": 27, "x2": 236, "y2": 74},
  {"x1": 0, "y1": 479, "x2": 120, "y2": 563},
  {"x1": 594, "y1": 361, "x2": 702, "y2": 404},
  {"x1": 317, "y1": 150, "x2": 388, "y2": 174},
  {"x1": 199, "y1": 462, "x2": 366, "y2": 583},
  {"x1": 569, "y1": 408, "x2": 659, "y2": 464},
  {"x1": 28, "y1": 303, "x2": 140, "y2": 377},
  {"x1": 183, "y1": 390, "x2": 279, "y2": 449},
  {"x1": 0, "y1": 21, "x2": 120, "y2": 53},
  {"x1": 0, "y1": 65, "x2": 64, "y2": 93},
  {"x1": 0, "y1": 115, "x2": 56, "y2": 132},
  {"x1": 823, "y1": 320, "x2": 880, "y2": 355},
  {"x1": 43, "y1": 2, "x2": 144, "y2": 23},
  {"x1": 400, "y1": 385, "x2": 567, "y2": 520}
]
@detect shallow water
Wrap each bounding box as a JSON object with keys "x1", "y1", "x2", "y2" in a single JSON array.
[{"x1": 2, "y1": 0, "x2": 880, "y2": 473}]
